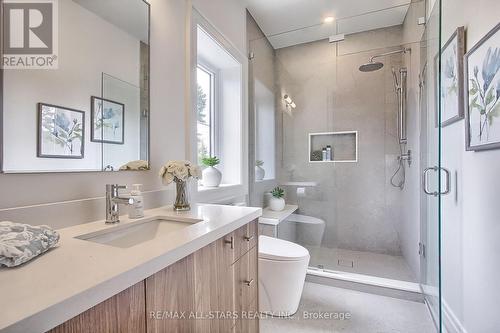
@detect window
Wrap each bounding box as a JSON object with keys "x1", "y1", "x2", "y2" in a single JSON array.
[
  {"x1": 191, "y1": 11, "x2": 246, "y2": 201},
  {"x1": 196, "y1": 65, "x2": 215, "y2": 164}
]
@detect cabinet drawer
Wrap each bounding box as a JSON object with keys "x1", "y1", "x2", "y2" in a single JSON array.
[
  {"x1": 246, "y1": 220, "x2": 258, "y2": 251},
  {"x1": 246, "y1": 247, "x2": 258, "y2": 305},
  {"x1": 234, "y1": 220, "x2": 259, "y2": 260},
  {"x1": 233, "y1": 247, "x2": 259, "y2": 327},
  {"x1": 227, "y1": 220, "x2": 259, "y2": 264},
  {"x1": 234, "y1": 247, "x2": 259, "y2": 333}
]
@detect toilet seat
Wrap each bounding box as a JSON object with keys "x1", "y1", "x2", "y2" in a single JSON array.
[{"x1": 259, "y1": 235, "x2": 309, "y2": 261}]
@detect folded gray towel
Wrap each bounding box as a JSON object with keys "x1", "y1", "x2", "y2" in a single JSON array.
[{"x1": 0, "y1": 221, "x2": 60, "y2": 268}]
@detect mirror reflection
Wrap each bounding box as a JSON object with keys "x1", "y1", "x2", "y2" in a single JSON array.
[{"x1": 1, "y1": 0, "x2": 150, "y2": 173}]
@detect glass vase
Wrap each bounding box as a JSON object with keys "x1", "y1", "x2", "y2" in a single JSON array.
[{"x1": 174, "y1": 179, "x2": 190, "y2": 211}]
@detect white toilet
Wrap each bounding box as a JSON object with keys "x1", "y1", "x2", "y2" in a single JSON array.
[{"x1": 258, "y1": 235, "x2": 310, "y2": 316}]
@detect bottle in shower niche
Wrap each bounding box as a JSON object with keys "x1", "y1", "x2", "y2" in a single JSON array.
[
  {"x1": 129, "y1": 184, "x2": 144, "y2": 219},
  {"x1": 326, "y1": 145, "x2": 332, "y2": 161},
  {"x1": 322, "y1": 148, "x2": 327, "y2": 161}
]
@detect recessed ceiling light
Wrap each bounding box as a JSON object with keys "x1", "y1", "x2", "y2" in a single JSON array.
[{"x1": 323, "y1": 16, "x2": 335, "y2": 23}]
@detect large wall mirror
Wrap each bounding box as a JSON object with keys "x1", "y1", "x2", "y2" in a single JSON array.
[{"x1": 1, "y1": 0, "x2": 150, "y2": 173}]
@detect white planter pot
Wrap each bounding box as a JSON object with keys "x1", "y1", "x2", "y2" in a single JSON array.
[
  {"x1": 255, "y1": 166, "x2": 265, "y2": 181},
  {"x1": 269, "y1": 197, "x2": 285, "y2": 212},
  {"x1": 202, "y1": 166, "x2": 222, "y2": 187}
]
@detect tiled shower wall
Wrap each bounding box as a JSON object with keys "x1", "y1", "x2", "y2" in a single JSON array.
[{"x1": 275, "y1": 26, "x2": 407, "y2": 255}]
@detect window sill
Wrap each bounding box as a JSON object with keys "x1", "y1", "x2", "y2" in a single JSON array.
[
  {"x1": 195, "y1": 183, "x2": 246, "y2": 204},
  {"x1": 198, "y1": 183, "x2": 240, "y2": 192},
  {"x1": 255, "y1": 179, "x2": 276, "y2": 183}
]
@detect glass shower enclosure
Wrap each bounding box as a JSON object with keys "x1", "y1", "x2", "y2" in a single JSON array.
[{"x1": 248, "y1": 0, "x2": 442, "y2": 330}]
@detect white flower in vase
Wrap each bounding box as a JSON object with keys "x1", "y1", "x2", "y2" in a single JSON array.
[{"x1": 159, "y1": 160, "x2": 201, "y2": 211}]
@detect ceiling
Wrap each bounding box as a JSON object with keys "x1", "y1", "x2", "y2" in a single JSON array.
[{"x1": 244, "y1": 0, "x2": 412, "y2": 49}]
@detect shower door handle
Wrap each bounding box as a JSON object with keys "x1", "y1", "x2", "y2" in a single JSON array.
[
  {"x1": 423, "y1": 167, "x2": 438, "y2": 196},
  {"x1": 423, "y1": 166, "x2": 451, "y2": 196}
]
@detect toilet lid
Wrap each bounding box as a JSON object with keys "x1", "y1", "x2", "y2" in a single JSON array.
[{"x1": 259, "y1": 235, "x2": 310, "y2": 261}]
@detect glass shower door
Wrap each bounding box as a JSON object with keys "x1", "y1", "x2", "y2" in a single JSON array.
[{"x1": 419, "y1": 0, "x2": 443, "y2": 331}]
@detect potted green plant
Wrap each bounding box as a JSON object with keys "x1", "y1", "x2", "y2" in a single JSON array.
[
  {"x1": 201, "y1": 156, "x2": 222, "y2": 187},
  {"x1": 255, "y1": 160, "x2": 265, "y2": 181},
  {"x1": 269, "y1": 187, "x2": 286, "y2": 211}
]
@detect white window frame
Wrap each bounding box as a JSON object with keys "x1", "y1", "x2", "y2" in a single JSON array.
[
  {"x1": 189, "y1": 8, "x2": 248, "y2": 204},
  {"x1": 196, "y1": 62, "x2": 219, "y2": 159}
]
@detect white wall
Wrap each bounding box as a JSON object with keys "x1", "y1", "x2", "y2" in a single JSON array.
[
  {"x1": 192, "y1": 0, "x2": 247, "y2": 56},
  {"x1": 440, "y1": 0, "x2": 500, "y2": 332},
  {"x1": 0, "y1": 0, "x2": 247, "y2": 228}
]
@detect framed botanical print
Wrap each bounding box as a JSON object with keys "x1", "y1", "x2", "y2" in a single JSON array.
[
  {"x1": 91, "y1": 96, "x2": 125, "y2": 144},
  {"x1": 440, "y1": 26, "x2": 465, "y2": 127},
  {"x1": 465, "y1": 23, "x2": 500, "y2": 151},
  {"x1": 37, "y1": 103, "x2": 85, "y2": 159}
]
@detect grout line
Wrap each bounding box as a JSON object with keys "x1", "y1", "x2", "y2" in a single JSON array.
[{"x1": 0, "y1": 189, "x2": 168, "y2": 212}]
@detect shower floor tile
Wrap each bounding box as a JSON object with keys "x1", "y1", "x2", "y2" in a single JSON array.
[{"x1": 305, "y1": 246, "x2": 417, "y2": 282}]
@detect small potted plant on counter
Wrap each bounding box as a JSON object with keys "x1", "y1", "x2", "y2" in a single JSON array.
[
  {"x1": 269, "y1": 187, "x2": 286, "y2": 211},
  {"x1": 201, "y1": 156, "x2": 222, "y2": 187},
  {"x1": 255, "y1": 160, "x2": 265, "y2": 181}
]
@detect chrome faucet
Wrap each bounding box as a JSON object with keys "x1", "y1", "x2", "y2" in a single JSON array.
[{"x1": 105, "y1": 184, "x2": 135, "y2": 224}]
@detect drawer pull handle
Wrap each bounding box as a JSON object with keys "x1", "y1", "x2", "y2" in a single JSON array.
[
  {"x1": 244, "y1": 235, "x2": 255, "y2": 242},
  {"x1": 244, "y1": 279, "x2": 254, "y2": 287},
  {"x1": 224, "y1": 237, "x2": 234, "y2": 249}
]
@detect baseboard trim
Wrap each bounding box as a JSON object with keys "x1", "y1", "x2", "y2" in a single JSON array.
[{"x1": 442, "y1": 299, "x2": 466, "y2": 333}]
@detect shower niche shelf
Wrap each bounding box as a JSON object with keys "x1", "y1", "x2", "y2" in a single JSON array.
[{"x1": 308, "y1": 131, "x2": 358, "y2": 163}]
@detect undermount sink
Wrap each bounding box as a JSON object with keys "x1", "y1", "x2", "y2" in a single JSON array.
[{"x1": 75, "y1": 217, "x2": 202, "y2": 248}]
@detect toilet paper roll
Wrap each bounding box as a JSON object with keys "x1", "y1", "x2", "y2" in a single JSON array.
[{"x1": 296, "y1": 187, "x2": 306, "y2": 197}]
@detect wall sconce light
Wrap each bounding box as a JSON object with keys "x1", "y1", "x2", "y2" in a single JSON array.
[{"x1": 284, "y1": 94, "x2": 297, "y2": 109}]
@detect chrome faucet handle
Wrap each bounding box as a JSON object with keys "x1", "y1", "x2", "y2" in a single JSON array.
[{"x1": 105, "y1": 184, "x2": 133, "y2": 224}]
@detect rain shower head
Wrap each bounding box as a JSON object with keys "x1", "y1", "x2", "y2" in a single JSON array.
[
  {"x1": 359, "y1": 47, "x2": 411, "y2": 73},
  {"x1": 359, "y1": 61, "x2": 384, "y2": 72}
]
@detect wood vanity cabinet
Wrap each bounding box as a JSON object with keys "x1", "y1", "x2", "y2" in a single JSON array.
[
  {"x1": 47, "y1": 220, "x2": 259, "y2": 333},
  {"x1": 47, "y1": 281, "x2": 146, "y2": 333}
]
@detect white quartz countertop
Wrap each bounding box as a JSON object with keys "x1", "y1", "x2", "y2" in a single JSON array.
[{"x1": 0, "y1": 204, "x2": 261, "y2": 333}]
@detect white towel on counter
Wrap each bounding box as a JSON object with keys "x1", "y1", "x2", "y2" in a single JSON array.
[{"x1": 0, "y1": 221, "x2": 59, "y2": 268}]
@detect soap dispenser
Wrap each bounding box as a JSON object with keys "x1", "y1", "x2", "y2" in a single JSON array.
[{"x1": 129, "y1": 184, "x2": 144, "y2": 219}]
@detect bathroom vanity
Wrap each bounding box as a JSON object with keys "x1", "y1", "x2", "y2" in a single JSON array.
[{"x1": 0, "y1": 205, "x2": 261, "y2": 333}]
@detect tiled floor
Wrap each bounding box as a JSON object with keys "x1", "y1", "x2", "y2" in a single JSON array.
[
  {"x1": 306, "y1": 246, "x2": 417, "y2": 282},
  {"x1": 260, "y1": 282, "x2": 435, "y2": 333}
]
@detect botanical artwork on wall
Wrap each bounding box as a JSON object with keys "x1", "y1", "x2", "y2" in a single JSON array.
[
  {"x1": 465, "y1": 23, "x2": 500, "y2": 151},
  {"x1": 37, "y1": 103, "x2": 85, "y2": 159},
  {"x1": 91, "y1": 96, "x2": 125, "y2": 144},
  {"x1": 440, "y1": 27, "x2": 465, "y2": 127}
]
